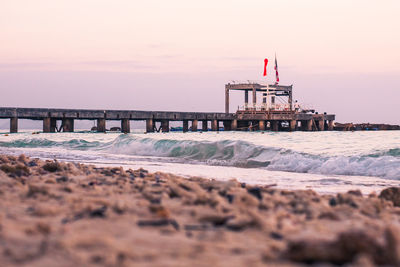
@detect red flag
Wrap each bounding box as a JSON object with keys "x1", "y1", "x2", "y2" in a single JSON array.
[
  {"x1": 263, "y1": 58, "x2": 268, "y2": 76},
  {"x1": 274, "y1": 54, "x2": 279, "y2": 84}
]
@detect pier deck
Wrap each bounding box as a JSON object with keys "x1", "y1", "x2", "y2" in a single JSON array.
[{"x1": 0, "y1": 107, "x2": 335, "y2": 133}]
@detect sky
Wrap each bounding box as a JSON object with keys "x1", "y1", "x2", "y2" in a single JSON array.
[{"x1": 1, "y1": 0, "x2": 399, "y2": 127}]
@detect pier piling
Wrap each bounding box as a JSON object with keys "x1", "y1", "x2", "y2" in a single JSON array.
[
  {"x1": 62, "y1": 119, "x2": 74, "y2": 132},
  {"x1": 97, "y1": 119, "x2": 106, "y2": 132},
  {"x1": 259, "y1": 120, "x2": 265, "y2": 131},
  {"x1": 121, "y1": 119, "x2": 130, "y2": 133},
  {"x1": 183, "y1": 120, "x2": 189, "y2": 132},
  {"x1": 10, "y1": 117, "x2": 18, "y2": 133},
  {"x1": 318, "y1": 120, "x2": 325, "y2": 131},
  {"x1": 202, "y1": 120, "x2": 208, "y2": 131},
  {"x1": 290, "y1": 120, "x2": 296, "y2": 132},
  {"x1": 192, "y1": 120, "x2": 198, "y2": 132},
  {"x1": 161, "y1": 120, "x2": 169, "y2": 132},
  {"x1": 211, "y1": 120, "x2": 218, "y2": 131},
  {"x1": 43, "y1": 118, "x2": 57, "y2": 133},
  {"x1": 271, "y1": 121, "x2": 279, "y2": 131},
  {"x1": 146, "y1": 119, "x2": 154, "y2": 133},
  {"x1": 231, "y1": 119, "x2": 237, "y2": 130}
]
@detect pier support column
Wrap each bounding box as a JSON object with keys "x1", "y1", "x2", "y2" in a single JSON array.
[
  {"x1": 252, "y1": 87, "x2": 257, "y2": 109},
  {"x1": 146, "y1": 119, "x2": 154, "y2": 133},
  {"x1": 192, "y1": 120, "x2": 198, "y2": 132},
  {"x1": 223, "y1": 121, "x2": 231, "y2": 131},
  {"x1": 318, "y1": 120, "x2": 325, "y2": 131},
  {"x1": 231, "y1": 119, "x2": 237, "y2": 131},
  {"x1": 62, "y1": 119, "x2": 74, "y2": 132},
  {"x1": 97, "y1": 119, "x2": 106, "y2": 132},
  {"x1": 202, "y1": 120, "x2": 208, "y2": 131},
  {"x1": 271, "y1": 121, "x2": 279, "y2": 131},
  {"x1": 225, "y1": 87, "x2": 229, "y2": 114},
  {"x1": 259, "y1": 120, "x2": 265, "y2": 131},
  {"x1": 121, "y1": 119, "x2": 130, "y2": 133},
  {"x1": 306, "y1": 120, "x2": 313, "y2": 131},
  {"x1": 183, "y1": 120, "x2": 189, "y2": 132},
  {"x1": 328, "y1": 120, "x2": 334, "y2": 131},
  {"x1": 244, "y1": 91, "x2": 249, "y2": 110},
  {"x1": 161, "y1": 120, "x2": 169, "y2": 132},
  {"x1": 211, "y1": 119, "x2": 218, "y2": 131},
  {"x1": 290, "y1": 120, "x2": 296, "y2": 132},
  {"x1": 43, "y1": 118, "x2": 57, "y2": 133},
  {"x1": 10, "y1": 117, "x2": 18, "y2": 133}
]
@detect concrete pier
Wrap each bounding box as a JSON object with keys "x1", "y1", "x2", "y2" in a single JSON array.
[
  {"x1": 10, "y1": 117, "x2": 18, "y2": 133},
  {"x1": 97, "y1": 119, "x2": 106, "y2": 132},
  {"x1": 121, "y1": 119, "x2": 130, "y2": 133},
  {"x1": 0, "y1": 107, "x2": 335, "y2": 133}
]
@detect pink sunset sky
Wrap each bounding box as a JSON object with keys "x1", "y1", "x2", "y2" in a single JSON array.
[{"x1": 1, "y1": 0, "x2": 399, "y2": 124}]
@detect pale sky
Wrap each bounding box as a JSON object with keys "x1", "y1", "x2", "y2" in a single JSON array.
[{"x1": 1, "y1": 0, "x2": 399, "y2": 126}]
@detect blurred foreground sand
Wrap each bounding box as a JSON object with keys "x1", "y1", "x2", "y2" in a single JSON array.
[{"x1": 1, "y1": 154, "x2": 400, "y2": 266}]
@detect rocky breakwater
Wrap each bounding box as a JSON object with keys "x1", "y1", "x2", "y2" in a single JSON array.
[{"x1": 1, "y1": 154, "x2": 400, "y2": 266}]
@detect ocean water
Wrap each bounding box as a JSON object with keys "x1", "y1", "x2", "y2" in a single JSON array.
[{"x1": 0, "y1": 130, "x2": 399, "y2": 194}]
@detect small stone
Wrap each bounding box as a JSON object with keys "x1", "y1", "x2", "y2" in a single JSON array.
[
  {"x1": 379, "y1": 187, "x2": 400, "y2": 207},
  {"x1": 247, "y1": 187, "x2": 262, "y2": 200}
]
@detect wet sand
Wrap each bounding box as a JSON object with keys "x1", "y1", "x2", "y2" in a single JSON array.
[{"x1": 1, "y1": 154, "x2": 400, "y2": 266}]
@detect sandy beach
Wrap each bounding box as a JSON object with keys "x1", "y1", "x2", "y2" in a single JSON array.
[{"x1": 1, "y1": 154, "x2": 400, "y2": 266}]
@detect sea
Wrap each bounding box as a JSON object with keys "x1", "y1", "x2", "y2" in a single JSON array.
[{"x1": 0, "y1": 130, "x2": 399, "y2": 194}]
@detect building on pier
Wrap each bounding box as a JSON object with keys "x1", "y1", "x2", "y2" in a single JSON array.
[{"x1": 225, "y1": 82, "x2": 335, "y2": 131}]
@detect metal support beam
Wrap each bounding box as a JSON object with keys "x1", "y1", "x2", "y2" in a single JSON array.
[
  {"x1": 161, "y1": 120, "x2": 169, "y2": 132},
  {"x1": 211, "y1": 119, "x2": 218, "y2": 131},
  {"x1": 10, "y1": 117, "x2": 18, "y2": 133},
  {"x1": 192, "y1": 120, "x2": 198, "y2": 132},
  {"x1": 121, "y1": 119, "x2": 130, "y2": 133},
  {"x1": 97, "y1": 119, "x2": 106, "y2": 132},
  {"x1": 201, "y1": 120, "x2": 208, "y2": 131},
  {"x1": 146, "y1": 119, "x2": 154, "y2": 133},
  {"x1": 183, "y1": 120, "x2": 189, "y2": 132}
]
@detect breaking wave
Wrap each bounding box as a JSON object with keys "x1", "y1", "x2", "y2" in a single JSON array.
[{"x1": 0, "y1": 134, "x2": 399, "y2": 179}]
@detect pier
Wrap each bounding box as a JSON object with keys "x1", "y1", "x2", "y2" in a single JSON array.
[{"x1": 0, "y1": 82, "x2": 335, "y2": 133}]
